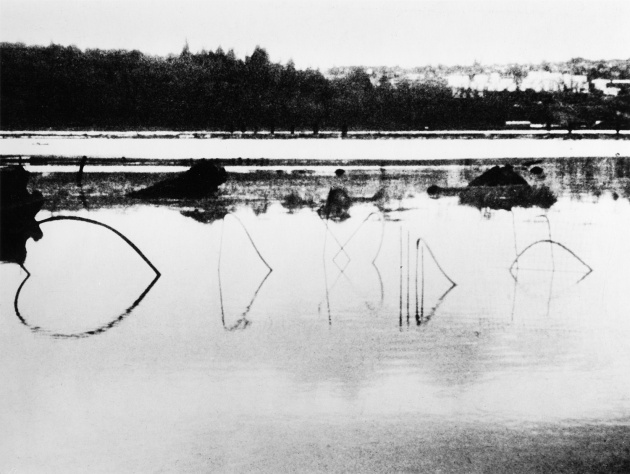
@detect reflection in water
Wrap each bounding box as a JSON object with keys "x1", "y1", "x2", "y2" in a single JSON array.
[
  {"x1": 2, "y1": 183, "x2": 630, "y2": 472},
  {"x1": 14, "y1": 269, "x2": 160, "y2": 339},
  {"x1": 180, "y1": 204, "x2": 230, "y2": 223},
  {"x1": 13, "y1": 215, "x2": 160, "y2": 338},
  {"x1": 508, "y1": 215, "x2": 593, "y2": 322},
  {"x1": 218, "y1": 214, "x2": 273, "y2": 330},
  {"x1": 320, "y1": 212, "x2": 385, "y2": 325},
  {"x1": 398, "y1": 232, "x2": 458, "y2": 328},
  {"x1": 414, "y1": 238, "x2": 457, "y2": 326},
  {"x1": 509, "y1": 240, "x2": 593, "y2": 280}
]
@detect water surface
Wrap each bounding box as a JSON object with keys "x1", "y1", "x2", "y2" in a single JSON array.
[{"x1": 1, "y1": 160, "x2": 629, "y2": 472}]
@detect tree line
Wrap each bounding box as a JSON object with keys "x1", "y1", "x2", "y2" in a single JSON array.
[{"x1": 1, "y1": 42, "x2": 629, "y2": 131}]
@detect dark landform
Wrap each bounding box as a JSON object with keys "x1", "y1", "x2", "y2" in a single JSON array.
[
  {"x1": 2, "y1": 42, "x2": 630, "y2": 132},
  {"x1": 0, "y1": 166, "x2": 44, "y2": 264},
  {"x1": 128, "y1": 160, "x2": 227, "y2": 198},
  {"x1": 428, "y1": 164, "x2": 557, "y2": 210},
  {"x1": 3, "y1": 156, "x2": 628, "y2": 218},
  {"x1": 5, "y1": 156, "x2": 629, "y2": 265}
]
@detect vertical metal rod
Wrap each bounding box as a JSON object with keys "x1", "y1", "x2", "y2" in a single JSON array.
[
  {"x1": 415, "y1": 237, "x2": 419, "y2": 324},
  {"x1": 406, "y1": 230, "x2": 410, "y2": 326},
  {"x1": 420, "y1": 244, "x2": 425, "y2": 322},
  {"x1": 399, "y1": 227, "x2": 403, "y2": 328}
]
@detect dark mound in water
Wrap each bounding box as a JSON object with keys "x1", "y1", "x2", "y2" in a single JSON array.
[
  {"x1": 459, "y1": 185, "x2": 557, "y2": 211},
  {"x1": 428, "y1": 164, "x2": 556, "y2": 210},
  {"x1": 282, "y1": 191, "x2": 315, "y2": 211},
  {"x1": 180, "y1": 205, "x2": 230, "y2": 223},
  {"x1": 462, "y1": 165, "x2": 555, "y2": 210},
  {"x1": 468, "y1": 164, "x2": 529, "y2": 187},
  {"x1": 129, "y1": 160, "x2": 227, "y2": 199},
  {"x1": 0, "y1": 165, "x2": 45, "y2": 264},
  {"x1": 427, "y1": 184, "x2": 442, "y2": 196},
  {"x1": 318, "y1": 187, "x2": 352, "y2": 221}
]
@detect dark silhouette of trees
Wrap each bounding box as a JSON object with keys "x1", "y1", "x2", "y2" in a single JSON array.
[{"x1": 1, "y1": 42, "x2": 629, "y2": 131}]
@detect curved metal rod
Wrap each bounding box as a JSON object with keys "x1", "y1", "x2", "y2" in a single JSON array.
[
  {"x1": 218, "y1": 215, "x2": 273, "y2": 330},
  {"x1": 14, "y1": 215, "x2": 161, "y2": 338},
  {"x1": 320, "y1": 218, "x2": 350, "y2": 262},
  {"x1": 320, "y1": 223, "x2": 384, "y2": 325},
  {"x1": 219, "y1": 266, "x2": 272, "y2": 331},
  {"x1": 14, "y1": 268, "x2": 160, "y2": 339},
  {"x1": 332, "y1": 211, "x2": 386, "y2": 264},
  {"x1": 224, "y1": 214, "x2": 273, "y2": 272},
  {"x1": 417, "y1": 283, "x2": 457, "y2": 326},
  {"x1": 37, "y1": 215, "x2": 161, "y2": 276},
  {"x1": 322, "y1": 226, "x2": 332, "y2": 325},
  {"x1": 509, "y1": 239, "x2": 592, "y2": 276},
  {"x1": 535, "y1": 214, "x2": 555, "y2": 270},
  {"x1": 511, "y1": 210, "x2": 519, "y2": 271},
  {"x1": 415, "y1": 238, "x2": 457, "y2": 287}
]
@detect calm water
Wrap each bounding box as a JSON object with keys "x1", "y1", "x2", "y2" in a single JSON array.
[
  {"x1": 1, "y1": 162, "x2": 630, "y2": 472},
  {"x1": 2, "y1": 135, "x2": 630, "y2": 160}
]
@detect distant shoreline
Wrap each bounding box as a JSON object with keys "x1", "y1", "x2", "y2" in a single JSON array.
[
  {"x1": 2, "y1": 130, "x2": 629, "y2": 140},
  {"x1": 1, "y1": 156, "x2": 627, "y2": 173}
]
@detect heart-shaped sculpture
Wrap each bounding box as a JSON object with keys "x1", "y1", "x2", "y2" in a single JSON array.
[{"x1": 14, "y1": 216, "x2": 160, "y2": 338}]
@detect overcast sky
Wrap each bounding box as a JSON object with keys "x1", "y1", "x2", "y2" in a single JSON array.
[{"x1": 1, "y1": 0, "x2": 629, "y2": 69}]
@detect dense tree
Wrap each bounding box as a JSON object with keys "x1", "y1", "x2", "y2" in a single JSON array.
[{"x1": 1, "y1": 42, "x2": 629, "y2": 131}]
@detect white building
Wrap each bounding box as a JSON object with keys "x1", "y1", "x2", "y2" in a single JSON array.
[
  {"x1": 592, "y1": 78, "x2": 630, "y2": 96},
  {"x1": 520, "y1": 72, "x2": 588, "y2": 93},
  {"x1": 447, "y1": 71, "x2": 587, "y2": 95}
]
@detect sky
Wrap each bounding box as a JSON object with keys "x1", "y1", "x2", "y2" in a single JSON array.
[{"x1": 1, "y1": 0, "x2": 629, "y2": 69}]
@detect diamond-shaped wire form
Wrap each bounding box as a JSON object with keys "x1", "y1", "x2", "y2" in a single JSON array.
[{"x1": 332, "y1": 246, "x2": 351, "y2": 272}]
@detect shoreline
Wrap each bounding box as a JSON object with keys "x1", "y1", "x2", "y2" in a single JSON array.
[
  {"x1": 20, "y1": 156, "x2": 630, "y2": 214},
  {"x1": 1, "y1": 155, "x2": 628, "y2": 172},
  {"x1": 2, "y1": 129, "x2": 630, "y2": 140}
]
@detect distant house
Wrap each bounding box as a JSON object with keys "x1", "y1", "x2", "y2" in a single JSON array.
[
  {"x1": 592, "y1": 78, "x2": 630, "y2": 96},
  {"x1": 520, "y1": 72, "x2": 588, "y2": 93},
  {"x1": 446, "y1": 71, "x2": 587, "y2": 96}
]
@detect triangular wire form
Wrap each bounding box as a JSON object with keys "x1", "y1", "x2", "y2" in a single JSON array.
[
  {"x1": 508, "y1": 215, "x2": 591, "y2": 322},
  {"x1": 218, "y1": 214, "x2": 273, "y2": 331},
  {"x1": 412, "y1": 237, "x2": 457, "y2": 327},
  {"x1": 511, "y1": 213, "x2": 591, "y2": 280},
  {"x1": 509, "y1": 239, "x2": 593, "y2": 282},
  {"x1": 14, "y1": 216, "x2": 161, "y2": 338}
]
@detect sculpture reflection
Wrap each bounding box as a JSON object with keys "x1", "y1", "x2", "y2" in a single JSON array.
[
  {"x1": 218, "y1": 214, "x2": 273, "y2": 331},
  {"x1": 414, "y1": 238, "x2": 457, "y2": 326},
  {"x1": 12, "y1": 216, "x2": 161, "y2": 339},
  {"x1": 320, "y1": 212, "x2": 385, "y2": 325}
]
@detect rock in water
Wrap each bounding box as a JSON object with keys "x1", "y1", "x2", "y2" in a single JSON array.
[
  {"x1": 318, "y1": 187, "x2": 352, "y2": 221},
  {"x1": 468, "y1": 164, "x2": 529, "y2": 187},
  {"x1": 458, "y1": 164, "x2": 556, "y2": 210},
  {"x1": 129, "y1": 160, "x2": 228, "y2": 199}
]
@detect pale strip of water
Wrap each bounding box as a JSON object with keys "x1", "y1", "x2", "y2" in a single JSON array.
[
  {"x1": 2, "y1": 136, "x2": 630, "y2": 160},
  {"x1": 2, "y1": 129, "x2": 629, "y2": 137},
  {"x1": 21, "y1": 164, "x2": 461, "y2": 174}
]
